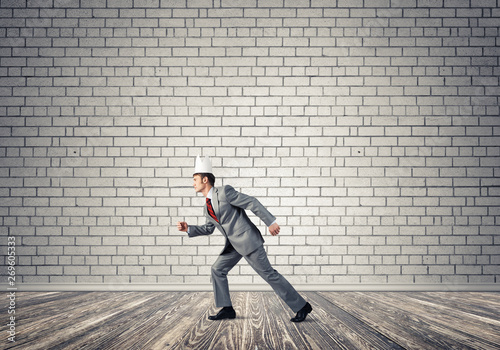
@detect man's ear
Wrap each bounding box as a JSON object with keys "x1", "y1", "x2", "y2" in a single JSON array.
[{"x1": 202, "y1": 176, "x2": 207, "y2": 184}]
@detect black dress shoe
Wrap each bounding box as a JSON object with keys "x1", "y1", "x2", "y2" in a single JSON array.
[
  {"x1": 208, "y1": 306, "x2": 236, "y2": 320},
  {"x1": 290, "y1": 302, "x2": 312, "y2": 322}
]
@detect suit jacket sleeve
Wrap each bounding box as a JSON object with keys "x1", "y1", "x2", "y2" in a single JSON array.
[
  {"x1": 187, "y1": 220, "x2": 216, "y2": 237},
  {"x1": 224, "y1": 185, "x2": 276, "y2": 227}
]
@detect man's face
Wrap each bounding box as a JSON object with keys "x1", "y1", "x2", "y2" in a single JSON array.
[{"x1": 193, "y1": 174, "x2": 208, "y2": 193}]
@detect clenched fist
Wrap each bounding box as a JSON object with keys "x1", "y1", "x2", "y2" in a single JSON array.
[
  {"x1": 177, "y1": 221, "x2": 188, "y2": 232},
  {"x1": 268, "y1": 222, "x2": 280, "y2": 236}
]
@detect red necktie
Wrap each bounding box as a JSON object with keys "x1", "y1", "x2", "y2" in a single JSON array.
[{"x1": 206, "y1": 198, "x2": 219, "y2": 222}]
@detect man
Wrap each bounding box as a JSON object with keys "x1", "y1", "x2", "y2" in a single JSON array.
[{"x1": 177, "y1": 156, "x2": 312, "y2": 322}]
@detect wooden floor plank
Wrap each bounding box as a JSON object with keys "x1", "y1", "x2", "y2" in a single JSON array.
[
  {"x1": 404, "y1": 291, "x2": 500, "y2": 322},
  {"x1": 48, "y1": 292, "x2": 173, "y2": 350},
  {"x1": 72, "y1": 291, "x2": 196, "y2": 350},
  {"x1": 253, "y1": 292, "x2": 321, "y2": 350},
  {"x1": 239, "y1": 291, "x2": 286, "y2": 349},
  {"x1": 3, "y1": 291, "x2": 147, "y2": 349},
  {"x1": 304, "y1": 292, "x2": 404, "y2": 350},
  {"x1": 238, "y1": 292, "x2": 276, "y2": 349},
  {"x1": 2, "y1": 292, "x2": 212, "y2": 350},
  {"x1": 170, "y1": 291, "x2": 248, "y2": 350},
  {"x1": 258, "y1": 291, "x2": 313, "y2": 349},
  {"x1": 131, "y1": 291, "x2": 214, "y2": 350},
  {"x1": 168, "y1": 299, "x2": 223, "y2": 350},
  {"x1": 6, "y1": 291, "x2": 81, "y2": 310},
  {"x1": 6, "y1": 291, "x2": 119, "y2": 329},
  {"x1": 318, "y1": 291, "x2": 477, "y2": 350},
  {"x1": 369, "y1": 292, "x2": 500, "y2": 349},
  {"x1": 206, "y1": 291, "x2": 248, "y2": 350},
  {"x1": 242, "y1": 291, "x2": 304, "y2": 350},
  {"x1": 171, "y1": 291, "x2": 309, "y2": 350},
  {"x1": 271, "y1": 292, "x2": 346, "y2": 349}
]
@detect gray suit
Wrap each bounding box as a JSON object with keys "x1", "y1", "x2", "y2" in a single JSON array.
[{"x1": 188, "y1": 185, "x2": 307, "y2": 313}]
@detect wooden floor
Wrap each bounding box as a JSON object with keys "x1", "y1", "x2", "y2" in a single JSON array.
[{"x1": 2, "y1": 291, "x2": 500, "y2": 349}]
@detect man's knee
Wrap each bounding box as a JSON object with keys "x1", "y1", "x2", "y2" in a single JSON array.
[{"x1": 211, "y1": 263, "x2": 226, "y2": 278}]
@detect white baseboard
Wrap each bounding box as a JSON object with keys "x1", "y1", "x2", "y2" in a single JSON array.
[{"x1": 5, "y1": 283, "x2": 500, "y2": 292}]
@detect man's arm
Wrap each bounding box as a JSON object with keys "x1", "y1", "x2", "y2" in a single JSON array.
[
  {"x1": 224, "y1": 185, "x2": 277, "y2": 228},
  {"x1": 177, "y1": 220, "x2": 216, "y2": 237}
]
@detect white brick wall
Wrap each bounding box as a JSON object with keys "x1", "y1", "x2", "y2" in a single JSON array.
[{"x1": 0, "y1": 0, "x2": 499, "y2": 288}]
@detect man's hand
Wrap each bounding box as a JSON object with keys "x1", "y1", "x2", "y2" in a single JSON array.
[
  {"x1": 269, "y1": 222, "x2": 280, "y2": 236},
  {"x1": 177, "y1": 221, "x2": 188, "y2": 232}
]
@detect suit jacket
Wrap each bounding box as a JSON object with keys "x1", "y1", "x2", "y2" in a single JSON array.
[{"x1": 188, "y1": 185, "x2": 276, "y2": 256}]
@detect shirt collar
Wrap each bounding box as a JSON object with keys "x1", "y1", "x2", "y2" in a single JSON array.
[{"x1": 207, "y1": 187, "x2": 214, "y2": 200}]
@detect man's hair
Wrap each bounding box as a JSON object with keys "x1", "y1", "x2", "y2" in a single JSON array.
[{"x1": 194, "y1": 173, "x2": 215, "y2": 187}]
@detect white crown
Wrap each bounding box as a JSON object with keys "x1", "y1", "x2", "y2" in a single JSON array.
[{"x1": 194, "y1": 156, "x2": 213, "y2": 174}]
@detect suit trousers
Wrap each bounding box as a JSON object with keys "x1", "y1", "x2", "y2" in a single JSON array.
[{"x1": 211, "y1": 244, "x2": 307, "y2": 313}]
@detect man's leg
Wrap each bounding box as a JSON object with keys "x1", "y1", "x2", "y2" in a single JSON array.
[
  {"x1": 211, "y1": 244, "x2": 242, "y2": 308},
  {"x1": 244, "y1": 245, "x2": 307, "y2": 313}
]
